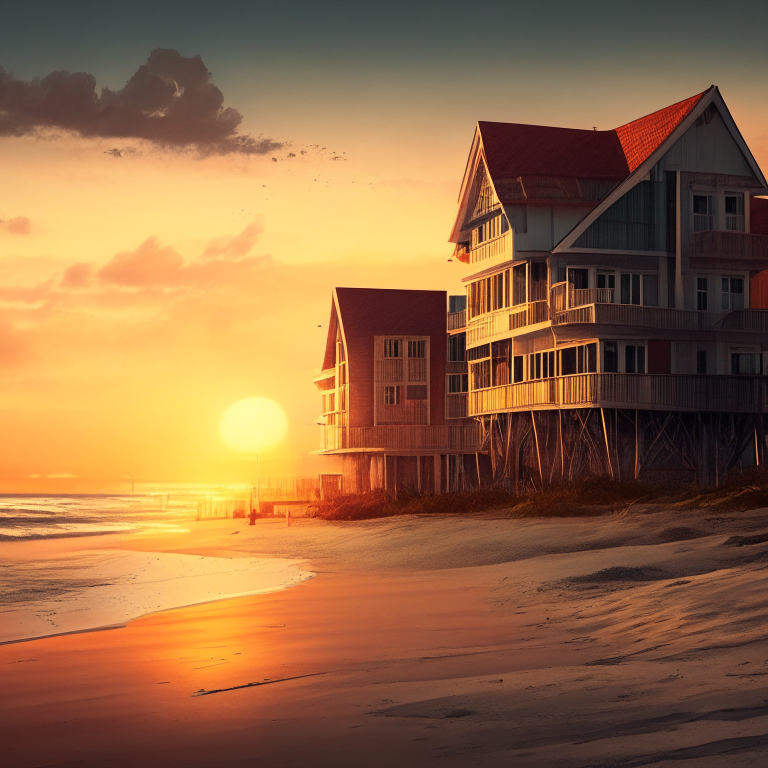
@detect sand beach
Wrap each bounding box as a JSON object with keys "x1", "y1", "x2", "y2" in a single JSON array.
[{"x1": 2, "y1": 505, "x2": 768, "y2": 767}]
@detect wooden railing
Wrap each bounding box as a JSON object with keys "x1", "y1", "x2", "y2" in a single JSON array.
[
  {"x1": 445, "y1": 393, "x2": 468, "y2": 419},
  {"x1": 711, "y1": 309, "x2": 768, "y2": 333},
  {"x1": 550, "y1": 282, "x2": 614, "y2": 313},
  {"x1": 469, "y1": 373, "x2": 768, "y2": 415},
  {"x1": 469, "y1": 230, "x2": 512, "y2": 264},
  {"x1": 571, "y1": 287, "x2": 614, "y2": 306},
  {"x1": 468, "y1": 301, "x2": 550, "y2": 343},
  {"x1": 447, "y1": 310, "x2": 466, "y2": 330},
  {"x1": 320, "y1": 423, "x2": 482, "y2": 452},
  {"x1": 690, "y1": 230, "x2": 768, "y2": 260},
  {"x1": 553, "y1": 303, "x2": 768, "y2": 332}
]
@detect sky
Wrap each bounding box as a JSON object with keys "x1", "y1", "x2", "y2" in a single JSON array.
[{"x1": 1, "y1": 0, "x2": 767, "y2": 492}]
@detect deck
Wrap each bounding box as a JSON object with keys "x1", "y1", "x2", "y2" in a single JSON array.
[{"x1": 469, "y1": 373, "x2": 768, "y2": 415}]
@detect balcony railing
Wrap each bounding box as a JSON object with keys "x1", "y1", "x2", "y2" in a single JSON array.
[
  {"x1": 447, "y1": 309, "x2": 466, "y2": 331},
  {"x1": 689, "y1": 230, "x2": 768, "y2": 261},
  {"x1": 469, "y1": 230, "x2": 512, "y2": 265},
  {"x1": 467, "y1": 301, "x2": 550, "y2": 344},
  {"x1": 469, "y1": 373, "x2": 768, "y2": 416},
  {"x1": 320, "y1": 423, "x2": 482, "y2": 453},
  {"x1": 550, "y1": 282, "x2": 614, "y2": 313},
  {"x1": 553, "y1": 303, "x2": 768, "y2": 332}
]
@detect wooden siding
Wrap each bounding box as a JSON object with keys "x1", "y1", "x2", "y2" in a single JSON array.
[
  {"x1": 445, "y1": 393, "x2": 468, "y2": 419},
  {"x1": 469, "y1": 373, "x2": 767, "y2": 415}
]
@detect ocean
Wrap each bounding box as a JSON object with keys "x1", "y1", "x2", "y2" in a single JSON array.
[
  {"x1": 0, "y1": 485, "x2": 312, "y2": 644},
  {"x1": 0, "y1": 483, "x2": 254, "y2": 541}
]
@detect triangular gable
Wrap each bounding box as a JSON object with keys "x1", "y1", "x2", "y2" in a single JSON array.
[
  {"x1": 321, "y1": 299, "x2": 340, "y2": 371},
  {"x1": 615, "y1": 90, "x2": 707, "y2": 172},
  {"x1": 554, "y1": 86, "x2": 768, "y2": 253}
]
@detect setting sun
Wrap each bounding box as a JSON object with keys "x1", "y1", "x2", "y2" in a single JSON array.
[{"x1": 219, "y1": 398, "x2": 288, "y2": 454}]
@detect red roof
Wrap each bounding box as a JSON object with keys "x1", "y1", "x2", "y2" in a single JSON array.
[
  {"x1": 479, "y1": 122, "x2": 628, "y2": 183},
  {"x1": 479, "y1": 87, "x2": 712, "y2": 185},
  {"x1": 615, "y1": 91, "x2": 708, "y2": 172},
  {"x1": 751, "y1": 197, "x2": 768, "y2": 235}
]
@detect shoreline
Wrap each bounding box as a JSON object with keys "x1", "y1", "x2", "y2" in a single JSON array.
[{"x1": 3, "y1": 508, "x2": 768, "y2": 767}]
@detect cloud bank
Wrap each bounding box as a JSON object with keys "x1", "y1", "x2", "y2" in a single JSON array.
[{"x1": 0, "y1": 49, "x2": 282, "y2": 156}]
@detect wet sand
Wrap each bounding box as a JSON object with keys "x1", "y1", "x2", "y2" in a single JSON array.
[{"x1": 2, "y1": 507, "x2": 768, "y2": 767}]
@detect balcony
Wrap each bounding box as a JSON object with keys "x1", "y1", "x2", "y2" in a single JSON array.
[
  {"x1": 320, "y1": 423, "x2": 482, "y2": 453},
  {"x1": 447, "y1": 309, "x2": 466, "y2": 331},
  {"x1": 689, "y1": 230, "x2": 768, "y2": 264},
  {"x1": 467, "y1": 301, "x2": 549, "y2": 344},
  {"x1": 469, "y1": 230, "x2": 512, "y2": 266},
  {"x1": 552, "y1": 302, "x2": 768, "y2": 333},
  {"x1": 469, "y1": 373, "x2": 768, "y2": 416}
]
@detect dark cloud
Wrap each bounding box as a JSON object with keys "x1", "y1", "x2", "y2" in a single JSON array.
[
  {"x1": 0, "y1": 49, "x2": 283, "y2": 156},
  {"x1": 0, "y1": 216, "x2": 32, "y2": 235}
]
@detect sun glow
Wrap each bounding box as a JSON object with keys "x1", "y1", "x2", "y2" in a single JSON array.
[{"x1": 219, "y1": 398, "x2": 288, "y2": 454}]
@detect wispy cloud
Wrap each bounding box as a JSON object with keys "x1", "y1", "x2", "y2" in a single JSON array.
[
  {"x1": 0, "y1": 216, "x2": 32, "y2": 235},
  {"x1": 0, "y1": 49, "x2": 283, "y2": 156}
]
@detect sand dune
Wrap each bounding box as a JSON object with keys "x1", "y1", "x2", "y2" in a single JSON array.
[{"x1": 2, "y1": 505, "x2": 768, "y2": 767}]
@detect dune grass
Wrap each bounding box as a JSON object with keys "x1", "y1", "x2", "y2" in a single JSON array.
[{"x1": 311, "y1": 471, "x2": 768, "y2": 521}]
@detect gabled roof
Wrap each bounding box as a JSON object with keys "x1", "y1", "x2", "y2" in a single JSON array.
[
  {"x1": 614, "y1": 90, "x2": 707, "y2": 173},
  {"x1": 451, "y1": 85, "x2": 767, "y2": 246},
  {"x1": 479, "y1": 122, "x2": 628, "y2": 182}
]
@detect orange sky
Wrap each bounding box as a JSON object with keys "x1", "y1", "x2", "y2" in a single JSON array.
[{"x1": 2, "y1": 3, "x2": 767, "y2": 492}]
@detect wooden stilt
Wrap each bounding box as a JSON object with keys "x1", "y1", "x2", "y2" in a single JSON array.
[
  {"x1": 531, "y1": 411, "x2": 544, "y2": 488},
  {"x1": 600, "y1": 408, "x2": 614, "y2": 480},
  {"x1": 634, "y1": 409, "x2": 639, "y2": 480},
  {"x1": 559, "y1": 409, "x2": 564, "y2": 481}
]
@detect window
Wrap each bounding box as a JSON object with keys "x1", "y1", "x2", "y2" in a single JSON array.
[
  {"x1": 513, "y1": 356, "x2": 524, "y2": 383},
  {"x1": 693, "y1": 194, "x2": 713, "y2": 232},
  {"x1": 620, "y1": 274, "x2": 641, "y2": 305},
  {"x1": 722, "y1": 277, "x2": 744, "y2": 310},
  {"x1": 597, "y1": 272, "x2": 615, "y2": 290},
  {"x1": 449, "y1": 295, "x2": 466, "y2": 313},
  {"x1": 559, "y1": 343, "x2": 597, "y2": 375},
  {"x1": 604, "y1": 341, "x2": 618, "y2": 372},
  {"x1": 625, "y1": 345, "x2": 646, "y2": 374},
  {"x1": 568, "y1": 268, "x2": 588, "y2": 290},
  {"x1": 725, "y1": 193, "x2": 745, "y2": 232},
  {"x1": 697, "y1": 350, "x2": 707, "y2": 374},
  {"x1": 492, "y1": 272, "x2": 505, "y2": 311},
  {"x1": 383, "y1": 339, "x2": 401, "y2": 358},
  {"x1": 447, "y1": 374, "x2": 468, "y2": 393},
  {"x1": 530, "y1": 261, "x2": 548, "y2": 301},
  {"x1": 492, "y1": 339, "x2": 512, "y2": 386},
  {"x1": 471, "y1": 359, "x2": 491, "y2": 390},
  {"x1": 383, "y1": 386, "x2": 400, "y2": 405},
  {"x1": 731, "y1": 354, "x2": 761, "y2": 375},
  {"x1": 408, "y1": 340, "x2": 426, "y2": 358},
  {"x1": 528, "y1": 351, "x2": 555, "y2": 380},
  {"x1": 697, "y1": 277, "x2": 708, "y2": 311},
  {"x1": 512, "y1": 264, "x2": 526, "y2": 306},
  {"x1": 467, "y1": 343, "x2": 490, "y2": 361},
  {"x1": 448, "y1": 333, "x2": 466, "y2": 362},
  {"x1": 643, "y1": 275, "x2": 658, "y2": 307}
]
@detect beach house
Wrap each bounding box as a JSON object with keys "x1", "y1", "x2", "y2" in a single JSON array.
[
  {"x1": 449, "y1": 85, "x2": 767, "y2": 488},
  {"x1": 315, "y1": 86, "x2": 767, "y2": 491},
  {"x1": 313, "y1": 288, "x2": 483, "y2": 494}
]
